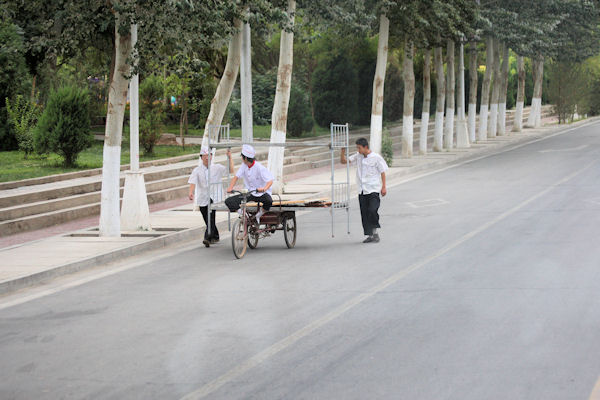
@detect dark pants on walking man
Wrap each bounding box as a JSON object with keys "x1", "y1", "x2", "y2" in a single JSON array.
[
  {"x1": 200, "y1": 200, "x2": 218, "y2": 241},
  {"x1": 225, "y1": 193, "x2": 273, "y2": 212},
  {"x1": 358, "y1": 192, "x2": 380, "y2": 236}
]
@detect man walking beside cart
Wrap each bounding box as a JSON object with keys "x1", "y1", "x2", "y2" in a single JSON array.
[
  {"x1": 188, "y1": 147, "x2": 234, "y2": 247},
  {"x1": 341, "y1": 137, "x2": 388, "y2": 243},
  {"x1": 226, "y1": 144, "x2": 274, "y2": 224}
]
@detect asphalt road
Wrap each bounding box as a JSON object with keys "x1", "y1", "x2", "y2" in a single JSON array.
[{"x1": 2, "y1": 121, "x2": 600, "y2": 400}]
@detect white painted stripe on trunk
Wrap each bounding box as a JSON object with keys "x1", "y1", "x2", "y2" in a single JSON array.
[
  {"x1": 478, "y1": 105, "x2": 488, "y2": 141},
  {"x1": 402, "y1": 115, "x2": 414, "y2": 158},
  {"x1": 267, "y1": 129, "x2": 286, "y2": 194},
  {"x1": 513, "y1": 101, "x2": 524, "y2": 132},
  {"x1": 444, "y1": 108, "x2": 455, "y2": 150},
  {"x1": 468, "y1": 103, "x2": 477, "y2": 142},
  {"x1": 419, "y1": 112, "x2": 429, "y2": 155},
  {"x1": 99, "y1": 145, "x2": 121, "y2": 237},
  {"x1": 433, "y1": 111, "x2": 444, "y2": 151},
  {"x1": 488, "y1": 103, "x2": 498, "y2": 137},
  {"x1": 528, "y1": 97, "x2": 542, "y2": 128},
  {"x1": 370, "y1": 114, "x2": 383, "y2": 153},
  {"x1": 497, "y1": 103, "x2": 506, "y2": 136}
]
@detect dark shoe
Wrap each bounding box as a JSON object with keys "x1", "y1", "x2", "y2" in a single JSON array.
[
  {"x1": 372, "y1": 233, "x2": 380, "y2": 243},
  {"x1": 203, "y1": 239, "x2": 210, "y2": 247},
  {"x1": 363, "y1": 236, "x2": 374, "y2": 243}
]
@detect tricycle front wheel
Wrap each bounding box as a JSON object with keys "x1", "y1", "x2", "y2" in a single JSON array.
[
  {"x1": 232, "y1": 218, "x2": 248, "y2": 259},
  {"x1": 283, "y1": 214, "x2": 297, "y2": 248}
]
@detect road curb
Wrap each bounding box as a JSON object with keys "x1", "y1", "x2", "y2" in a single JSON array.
[{"x1": 2, "y1": 116, "x2": 596, "y2": 296}]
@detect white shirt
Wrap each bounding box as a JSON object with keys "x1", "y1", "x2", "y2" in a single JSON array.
[
  {"x1": 188, "y1": 163, "x2": 228, "y2": 206},
  {"x1": 235, "y1": 161, "x2": 274, "y2": 196},
  {"x1": 348, "y1": 152, "x2": 388, "y2": 194}
]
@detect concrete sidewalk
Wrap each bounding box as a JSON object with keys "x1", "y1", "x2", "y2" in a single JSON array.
[{"x1": 0, "y1": 117, "x2": 591, "y2": 295}]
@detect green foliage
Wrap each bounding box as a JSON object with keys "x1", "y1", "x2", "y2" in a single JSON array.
[
  {"x1": 252, "y1": 71, "x2": 278, "y2": 125},
  {"x1": 384, "y1": 59, "x2": 403, "y2": 122},
  {"x1": 312, "y1": 53, "x2": 359, "y2": 126},
  {"x1": 547, "y1": 57, "x2": 600, "y2": 123},
  {"x1": 381, "y1": 127, "x2": 393, "y2": 167},
  {"x1": 34, "y1": 86, "x2": 92, "y2": 166},
  {"x1": 226, "y1": 71, "x2": 314, "y2": 137},
  {"x1": 139, "y1": 75, "x2": 165, "y2": 155},
  {"x1": 5, "y1": 95, "x2": 40, "y2": 157},
  {"x1": 287, "y1": 85, "x2": 314, "y2": 137},
  {"x1": 0, "y1": 21, "x2": 29, "y2": 150}
]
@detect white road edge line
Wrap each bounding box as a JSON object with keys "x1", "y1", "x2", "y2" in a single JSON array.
[
  {"x1": 179, "y1": 160, "x2": 597, "y2": 400},
  {"x1": 1, "y1": 120, "x2": 596, "y2": 311}
]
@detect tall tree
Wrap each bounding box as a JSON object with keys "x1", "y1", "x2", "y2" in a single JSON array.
[
  {"x1": 497, "y1": 43, "x2": 509, "y2": 135},
  {"x1": 369, "y1": 13, "x2": 389, "y2": 154},
  {"x1": 444, "y1": 40, "x2": 455, "y2": 149},
  {"x1": 478, "y1": 37, "x2": 493, "y2": 141},
  {"x1": 468, "y1": 41, "x2": 478, "y2": 141},
  {"x1": 267, "y1": 0, "x2": 296, "y2": 194},
  {"x1": 487, "y1": 38, "x2": 501, "y2": 138},
  {"x1": 419, "y1": 49, "x2": 431, "y2": 155}
]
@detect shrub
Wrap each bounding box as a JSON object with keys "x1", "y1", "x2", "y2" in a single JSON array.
[
  {"x1": 312, "y1": 53, "x2": 359, "y2": 127},
  {"x1": 34, "y1": 86, "x2": 92, "y2": 166},
  {"x1": 287, "y1": 85, "x2": 313, "y2": 137},
  {"x1": 381, "y1": 127, "x2": 393, "y2": 167},
  {"x1": 5, "y1": 95, "x2": 40, "y2": 157},
  {"x1": 139, "y1": 75, "x2": 165, "y2": 154}
]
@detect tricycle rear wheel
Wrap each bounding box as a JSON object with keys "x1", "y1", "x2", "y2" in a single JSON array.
[{"x1": 283, "y1": 214, "x2": 297, "y2": 248}]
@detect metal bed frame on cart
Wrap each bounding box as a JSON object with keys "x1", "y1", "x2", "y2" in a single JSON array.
[{"x1": 203, "y1": 123, "x2": 351, "y2": 256}]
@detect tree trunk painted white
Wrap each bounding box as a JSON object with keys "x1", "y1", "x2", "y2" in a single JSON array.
[
  {"x1": 456, "y1": 42, "x2": 469, "y2": 148},
  {"x1": 444, "y1": 40, "x2": 455, "y2": 150},
  {"x1": 121, "y1": 23, "x2": 151, "y2": 232},
  {"x1": 497, "y1": 44, "x2": 510, "y2": 136},
  {"x1": 478, "y1": 37, "x2": 493, "y2": 141},
  {"x1": 419, "y1": 49, "x2": 431, "y2": 155},
  {"x1": 202, "y1": 19, "x2": 242, "y2": 149},
  {"x1": 369, "y1": 14, "x2": 389, "y2": 154},
  {"x1": 240, "y1": 20, "x2": 253, "y2": 143},
  {"x1": 512, "y1": 56, "x2": 525, "y2": 132},
  {"x1": 433, "y1": 45, "x2": 445, "y2": 152},
  {"x1": 468, "y1": 41, "x2": 478, "y2": 142},
  {"x1": 402, "y1": 40, "x2": 415, "y2": 158},
  {"x1": 527, "y1": 57, "x2": 544, "y2": 128},
  {"x1": 267, "y1": 0, "x2": 295, "y2": 195},
  {"x1": 488, "y1": 39, "x2": 501, "y2": 138},
  {"x1": 99, "y1": 17, "x2": 132, "y2": 237}
]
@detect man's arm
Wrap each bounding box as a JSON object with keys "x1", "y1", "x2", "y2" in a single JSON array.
[
  {"x1": 381, "y1": 172, "x2": 387, "y2": 197},
  {"x1": 258, "y1": 180, "x2": 273, "y2": 193},
  {"x1": 227, "y1": 149, "x2": 234, "y2": 173},
  {"x1": 340, "y1": 147, "x2": 347, "y2": 164},
  {"x1": 188, "y1": 183, "x2": 195, "y2": 200},
  {"x1": 227, "y1": 176, "x2": 238, "y2": 193}
]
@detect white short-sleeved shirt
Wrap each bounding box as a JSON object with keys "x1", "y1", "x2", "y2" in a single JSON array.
[
  {"x1": 235, "y1": 161, "x2": 274, "y2": 196},
  {"x1": 188, "y1": 163, "x2": 228, "y2": 206},
  {"x1": 348, "y1": 152, "x2": 388, "y2": 194}
]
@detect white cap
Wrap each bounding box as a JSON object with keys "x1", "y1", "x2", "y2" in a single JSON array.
[
  {"x1": 199, "y1": 147, "x2": 209, "y2": 156},
  {"x1": 241, "y1": 144, "x2": 255, "y2": 158}
]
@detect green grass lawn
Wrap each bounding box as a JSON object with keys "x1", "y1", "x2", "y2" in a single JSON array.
[{"x1": 0, "y1": 143, "x2": 202, "y2": 183}]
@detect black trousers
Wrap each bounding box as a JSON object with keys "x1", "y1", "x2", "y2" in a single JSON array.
[
  {"x1": 225, "y1": 193, "x2": 272, "y2": 212},
  {"x1": 200, "y1": 202, "x2": 218, "y2": 240},
  {"x1": 358, "y1": 192, "x2": 381, "y2": 236}
]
